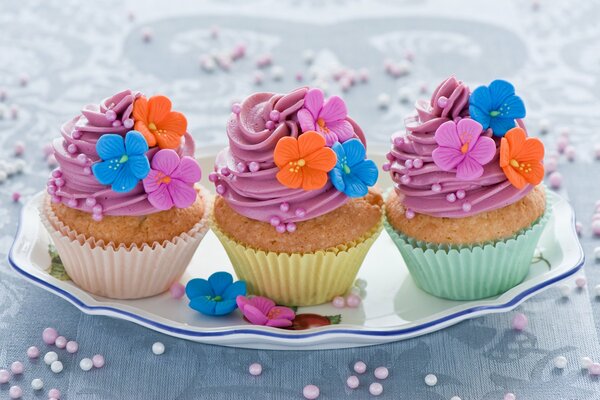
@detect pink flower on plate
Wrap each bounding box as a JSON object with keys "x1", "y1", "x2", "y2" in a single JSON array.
[
  {"x1": 431, "y1": 118, "x2": 496, "y2": 180},
  {"x1": 236, "y1": 295, "x2": 296, "y2": 328},
  {"x1": 142, "y1": 149, "x2": 201, "y2": 210},
  {"x1": 297, "y1": 88, "x2": 355, "y2": 146}
]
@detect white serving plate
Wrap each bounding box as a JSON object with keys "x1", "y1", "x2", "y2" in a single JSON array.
[{"x1": 8, "y1": 151, "x2": 584, "y2": 350}]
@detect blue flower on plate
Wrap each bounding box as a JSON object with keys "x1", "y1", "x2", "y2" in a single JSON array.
[
  {"x1": 185, "y1": 272, "x2": 247, "y2": 316},
  {"x1": 92, "y1": 131, "x2": 150, "y2": 193},
  {"x1": 469, "y1": 79, "x2": 526, "y2": 137},
  {"x1": 328, "y1": 138, "x2": 378, "y2": 198}
]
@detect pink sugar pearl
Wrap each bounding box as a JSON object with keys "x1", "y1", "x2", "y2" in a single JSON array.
[
  {"x1": 27, "y1": 346, "x2": 40, "y2": 359},
  {"x1": 353, "y1": 361, "x2": 367, "y2": 374},
  {"x1": 346, "y1": 375, "x2": 359, "y2": 389},
  {"x1": 346, "y1": 294, "x2": 361, "y2": 308},
  {"x1": 48, "y1": 388, "x2": 61, "y2": 398},
  {"x1": 92, "y1": 354, "x2": 105, "y2": 368},
  {"x1": 576, "y1": 276, "x2": 587, "y2": 288},
  {"x1": 512, "y1": 313, "x2": 528, "y2": 331},
  {"x1": 170, "y1": 282, "x2": 185, "y2": 299},
  {"x1": 66, "y1": 341, "x2": 78, "y2": 353},
  {"x1": 10, "y1": 362, "x2": 23, "y2": 375},
  {"x1": 369, "y1": 382, "x2": 383, "y2": 396},
  {"x1": 332, "y1": 296, "x2": 345, "y2": 308},
  {"x1": 374, "y1": 366, "x2": 389, "y2": 380},
  {"x1": 504, "y1": 393, "x2": 516, "y2": 400},
  {"x1": 303, "y1": 384, "x2": 319, "y2": 399},
  {"x1": 0, "y1": 369, "x2": 10, "y2": 384},
  {"x1": 43, "y1": 327, "x2": 58, "y2": 345},
  {"x1": 592, "y1": 220, "x2": 600, "y2": 236},
  {"x1": 548, "y1": 172, "x2": 562, "y2": 189},
  {"x1": 9, "y1": 385, "x2": 22, "y2": 399},
  {"x1": 248, "y1": 363, "x2": 262, "y2": 376},
  {"x1": 589, "y1": 363, "x2": 600, "y2": 375},
  {"x1": 55, "y1": 336, "x2": 67, "y2": 349}
]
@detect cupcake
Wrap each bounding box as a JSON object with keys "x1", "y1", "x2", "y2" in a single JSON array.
[
  {"x1": 384, "y1": 77, "x2": 548, "y2": 300},
  {"x1": 42, "y1": 90, "x2": 210, "y2": 299},
  {"x1": 211, "y1": 87, "x2": 383, "y2": 306}
]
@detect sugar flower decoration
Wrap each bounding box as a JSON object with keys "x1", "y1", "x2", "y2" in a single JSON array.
[
  {"x1": 274, "y1": 130, "x2": 337, "y2": 190},
  {"x1": 329, "y1": 138, "x2": 378, "y2": 198},
  {"x1": 92, "y1": 131, "x2": 150, "y2": 193},
  {"x1": 142, "y1": 149, "x2": 201, "y2": 210},
  {"x1": 297, "y1": 88, "x2": 355, "y2": 146},
  {"x1": 432, "y1": 118, "x2": 496, "y2": 180},
  {"x1": 186, "y1": 272, "x2": 247, "y2": 316},
  {"x1": 469, "y1": 79, "x2": 526, "y2": 137},
  {"x1": 236, "y1": 295, "x2": 295, "y2": 328},
  {"x1": 499, "y1": 127, "x2": 544, "y2": 189},
  {"x1": 132, "y1": 95, "x2": 187, "y2": 149}
]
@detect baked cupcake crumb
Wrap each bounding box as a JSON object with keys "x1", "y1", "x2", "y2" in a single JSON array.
[
  {"x1": 386, "y1": 185, "x2": 546, "y2": 245},
  {"x1": 214, "y1": 189, "x2": 383, "y2": 253}
]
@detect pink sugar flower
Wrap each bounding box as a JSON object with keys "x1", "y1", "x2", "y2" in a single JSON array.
[
  {"x1": 236, "y1": 295, "x2": 295, "y2": 328},
  {"x1": 431, "y1": 118, "x2": 496, "y2": 180},
  {"x1": 142, "y1": 149, "x2": 201, "y2": 210},
  {"x1": 297, "y1": 88, "x2": 355, "y2": 146}
]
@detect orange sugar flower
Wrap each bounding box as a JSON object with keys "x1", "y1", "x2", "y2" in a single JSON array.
[
  {"x1": 274, "y1": 131, "x2": 337, "y2": 190},
  {"x1": 132, "y1": 95, "x2": 187, "y2": 149},
  {"x1": 499, "y1": 127, "x2": 545, "y2": 189}
]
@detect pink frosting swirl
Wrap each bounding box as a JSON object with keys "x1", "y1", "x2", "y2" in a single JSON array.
[
  {"x1": 48, "y1": 89, "x2": 195, "y2": 217},
  {"x1": 213, "y1": 87, "x2": 366, "y2": 224},
  {"x1": 386, "y1": 77, "x2": 532, "y2": 218}
]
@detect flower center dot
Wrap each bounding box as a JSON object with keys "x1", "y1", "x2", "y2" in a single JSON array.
[
  {"x1": 212, "y1": 295, "x2": 222, "y2": 302},
  {"x1": 510, "y1": 159, "x2": 520, "y2": 168},
  {"x1": 119, "y1": 155, "x2": 128, "y2": 163},
  {"x1": 343, "y1": 164, "x2": 351, "y2": 174},
  {"x1": 317, "y1": 118, "x2": 329, "y2": 132},
  {"x1": 460, "y1": 142, "x2": 469, "y2": 154},
  {"x1": 490, "y1": 110, "x2": 500, "y2": 117},
  {"x1": 297, "y1": 159, "x2": 306, "y2": 167},
  {"x1": 148, "y1": 122, "x2": 157, "y2": 131}
]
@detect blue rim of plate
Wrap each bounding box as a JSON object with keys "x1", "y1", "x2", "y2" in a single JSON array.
[{"x1": 7, "y1": 192, "x2": 584, "y2": 340}]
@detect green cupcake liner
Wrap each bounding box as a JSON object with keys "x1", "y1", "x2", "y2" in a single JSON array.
[{"x1": 385, "y1": 192, "x2": 553, "y2": 301}]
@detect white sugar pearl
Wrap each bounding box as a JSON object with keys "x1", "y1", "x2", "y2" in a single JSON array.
[
  {"x1": 354, "y1": 279, "x2": 367, "y2": 290},
  {"x1": 377, "y1": 93, "x2": 391, "y2": 109},
  {"x1": 575, "y1": 276, "x2": 587, "y2": 288},
  {"x1": 152, "y1": 342, "x2": 165, "y2": 355},
  {"x1": 580, "y1": 357, "x2": 593, "y2": 369},
  {"x1": 79, "y1": 358, "x2": 93, "y2": 371},
  {"x1": 398, "y1": 87, "x2": 412, "y2": 104},
  {"x1": 594, "y1": 285, "x2": 600, "y2": 297},
  {"x1": 346, "y1": 375, "x2": 359, "y2": 389},
  {"x1": 554, "y1": 356, "x2": 567, "y2": 369},
  {"x1": 44, "y1": 351, "x2": 58, "y2": 365},
  {"x1": 558, "y1": 284, "x2": 571, "y2": 297},
  {"x1": 369, "y1": 382, "x2": 383, "y2": 396},
  {"x1": 271, "y1": 66, "x2": 284, "y2": 81},
  {"x1": 594, "y1": 247, "x2": 600, "y2": 260},
  {"x1": 374, "y1": 366, "x2": 389, "y2": 380},
  {"x1": 302, "y1": 49, "x2": 315, "y2": 64},
  {"x1": 424, "y1": 374, "x2": 437, "y2": 386},
  {"x1": 353, "y1": 361, "x2": 367, "y2": 374},
  {"x1": 31, "y1": 378, "x2": 43, "y2": 391},
  {"x1": 50, "y1": 361, "x2": 63, "y2": 374},
  {"x1": 451, "y1": 397, "x2": 462, "y2": 400}
]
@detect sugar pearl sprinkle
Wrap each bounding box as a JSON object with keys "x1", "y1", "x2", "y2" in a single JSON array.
[
  {"x1": 50, "y1": 361, "x2": 63, "y2": 374},
  {"x1": 374, "y1": 366, "x2": 389, "y2": 380},
  {"x1": 302, "y1": 384, "x2": 320, "y2": 399},
  {"x1": 152, "y1": 342, "x2": 165, "y2": 355},
  {"x1": 31, "y1": 378, "x2": 43, "y2": 391},
  {"x1": 353, "y1": 361, "x2": 367, "y2": 374},
  {"x1": 10, "y1": 361, "x2": 23, "y2": 375},
  {"x1": 80, "y1": 358, "x2": 93, "y2": 371},
  {"x1": 512, "y1": 312, "x2": 528, "y2": 331},
  {"x1": 248, "y1": 363, "x2": 262, "y2": 376},
  {"x1": 554, "y1": 356, "x2": 568, "y2": 369},
  {"x1": 424, "y1": 373, "x2": 437, "y2": 386},
  {"x1": 9, "y1": 385, "x2": 22, "y2": 399},
  {"x1": 369, "y1": 382, "x2": 383, "y2": 396},
  {"x1": 44, "y1": 351, "x2": 58, "y2": 365},
  {"x1": 92, "y1": 354, "x2": 105, "y2": 368},
  {"x1": 48, "y1": 388, "x2": 61, "y2": 399},
  {"x1": 0, "y1": 369, "x2": 10, "y2": 384},
  {"x1": 346, "y1": 375, "x2": 359, "y2": 389}
]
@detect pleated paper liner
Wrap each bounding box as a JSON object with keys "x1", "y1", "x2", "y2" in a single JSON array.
[
  {"x1": 211, "y1": 214, "x2": 384, "y2": 307},
  {"x1": 40, "y1": 187, "x2": 212, "y2": 300},
  {"x1": 385, "y1": 191, "x2": 552, "y2": 301}
]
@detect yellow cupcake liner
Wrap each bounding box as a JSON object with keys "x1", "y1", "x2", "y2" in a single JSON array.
[
  {"x1": 211, "y1": 214, "x2": 383, "y2": 307},
  {"x1": 40, "y1": 186, "x2": 212, "y2": 300}
]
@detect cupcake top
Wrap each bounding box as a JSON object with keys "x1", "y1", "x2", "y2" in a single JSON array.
[
  {"x1": 47, "y1": 90, "x2": 202, "y2": 220},
  {"x1": 385, "y1": 76, "x2": 545, "y2": 219},
  {"x1": 211, "y1": 87, "x2": 378, "y2": 232}
]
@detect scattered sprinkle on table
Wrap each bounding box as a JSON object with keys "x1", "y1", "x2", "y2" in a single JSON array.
[
  {"x1": 66, "y1": 341, "x2": 78, "y2": 353},
  {"x1": 248, "y1": 363, "x2": 262, "y2": 376},
  {"x1": 27, "y1": 346, "x2": 40, "y2": 359},
  {"x1": 50, "y1": 361, "x2": 63, "y2": 374},
  {"x1": 80, "y1": 358, "x2": 93, "y2": 371},
  {"x1": 424, "y1": 373, "x2": 437, "y2": 386},
  {"x1": 594, "y1": 285, "x2": 600, "y2": 297},
  {"x1": 374, "y1": 366, "x2": 389, "y2": 380},
  {"x1": 31, "y1": 378, "x2": 43, "y2": 391},
  {"x1": 512, "y1": 313, "x2": 528, "y2": 331},
  {"x1": 8, "y1": 385, "x2": 22, "y2": 399},
  {"x1": 346, "y1": 375, "x2": 359, "y2": 389},
  {"x1": 42, "y1": 328, "x2": 58, "y2": 345},
  {"x1": 55, "y1": 336, "x2": 67, "y2": 349},
  {"x1": 169, "y1": 282, "x2": 185, "y2": 299},
  {"x1": 0, "y1": 369, "x2": 10, "y2": 383},
  {"x1": 589, "y1": 363, "x2": 600, "y2": 375},
  {"x1": 353, "y1": 361, "x2": 367, "y2": 374},
  {"x1": 575, "y1": 276, "x2": 587, "y2": 288},
  {"x1": 558, "y1": 284, "x2": 571, "y2": 297},
  {"x1": 152, "y1": 342, "x2": 165, "y2": 355},
  {"x1": 580, "y1": 357, "x2": 593, "y2": 369},
  {"x1": 504, "y1": 393, "x2": 516, "y2": 400},
  {"x1": 44, "y1": 352, "x2": 58, "y2": 365},
  {"x1": 48, "y1": 388, "x2": 61, "y2": 399},
  {"x1": 553, "y1": 356, "x2": 567, "y2": 369},
  {"x1": 450, "y1": 397, "x2": 462, "y2": 400},
  {"x1": 345, "y1": 294, "x2": 361, "y2": 308},
  {"x1": 332, "y1": 296, "x2": 345, "y2": 308},
  {"x1": 10, "y1": 361, "x2": 23, "y2": 375},
  {"x1": 303, "y1": 384, "x2": 319, "y2": 399},
  {"x1": 369, "y1": 382, "x2": 383, "y2": 396},
  {"x1": 92, "y1": 354, "x2": 105, "y2": 368}
]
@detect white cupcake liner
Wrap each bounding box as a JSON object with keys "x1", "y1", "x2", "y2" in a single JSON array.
[{"x1": 40, "y1": 187, "x2": 211, "y2": 299}]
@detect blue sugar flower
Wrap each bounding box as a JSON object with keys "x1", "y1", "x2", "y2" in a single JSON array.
[
  {"x1": 185, "y1": 272, "x2": 247, "y2": 316},
  {"x1": 92, "y1": 131, "x2": 150, "y2": 193},
  {"x1": 469, "y1": 79, "x2": 526, "y2": 137},
  {"x1": 329, "y1": 138, "x2": 378, "y2": 198}
]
